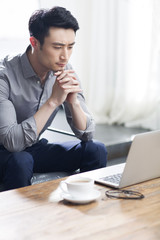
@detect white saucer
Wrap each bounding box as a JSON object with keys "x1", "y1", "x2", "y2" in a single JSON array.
[{"x1": 61, "y1": 189, "x2": 101, "y2": 204}]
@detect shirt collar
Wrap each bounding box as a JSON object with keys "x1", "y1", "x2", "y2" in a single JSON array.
[
  {"x1": 20, "y1": 47, "x2": 54, "y2": 79},
  {"x1": 20, "y1": 48, "x2": 37, "y2": 79}
]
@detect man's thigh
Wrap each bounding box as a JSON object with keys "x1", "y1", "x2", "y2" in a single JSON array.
[
  {"x1": 0, "y1": 146, "x2": 11, "y2": 181},
  {"x1": 27, "y1": 138, "x2": 82, "y2": 173}
]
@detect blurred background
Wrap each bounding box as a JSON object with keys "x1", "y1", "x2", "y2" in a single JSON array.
[{"x1": 1, "y1": 0, "x2": 160, "y2": 130}]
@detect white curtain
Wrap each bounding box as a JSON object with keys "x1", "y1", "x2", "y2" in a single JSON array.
[{"x1": 86, "y1": 0, "x2": 160, "y2": 129}]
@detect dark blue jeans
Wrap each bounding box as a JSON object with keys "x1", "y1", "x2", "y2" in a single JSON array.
[{"x1": 0, "y1": 139, "x2": 107, "y2": 191}]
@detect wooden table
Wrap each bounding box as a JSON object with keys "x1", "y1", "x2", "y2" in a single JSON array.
[{"x1": 0, "y1": 168, "x2": 160, "y2": 240}]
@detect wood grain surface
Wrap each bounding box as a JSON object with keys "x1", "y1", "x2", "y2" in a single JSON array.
[{"x1": 0, "y1": 175, "x2": 160, "y2": 240}]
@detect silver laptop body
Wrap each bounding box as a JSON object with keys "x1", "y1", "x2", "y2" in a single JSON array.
[{"x1": 95, "y1": 130, "x2": 160, "y2": 188}]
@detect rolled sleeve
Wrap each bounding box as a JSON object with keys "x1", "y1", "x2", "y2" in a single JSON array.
[
  {"x1": 69, "y1": 114, "x2": 95, "y2": 141},
  {"x1": 1, "y1": 108, "x2": 38, "y2": 152},
  {"x1": 21, "y1": 117, "x2": 38, "y2": 146},
  {"x1": 0, "y1": 74, "x2": 38, "y2": 152},
  {"x1": 0, "y1": 96, "x2": 38, "y2": 152}
]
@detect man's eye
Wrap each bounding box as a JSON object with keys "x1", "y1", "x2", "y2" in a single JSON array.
[{"x1": 54, "y1": 47, "x2": 61, "y2": 49}]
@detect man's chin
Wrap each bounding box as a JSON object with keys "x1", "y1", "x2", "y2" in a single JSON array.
[{"x1": 53, "y1": 66, "x2": 65, "y2": 72}]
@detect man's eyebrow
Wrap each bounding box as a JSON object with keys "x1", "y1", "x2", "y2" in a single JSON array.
[{"x1": 52, "y1": 42, "x2": 75, "y2": 46}]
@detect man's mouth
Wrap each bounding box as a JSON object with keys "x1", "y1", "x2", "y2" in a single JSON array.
[{"x1": 57, "y1": 63, "x2": 66, "y2": 68}]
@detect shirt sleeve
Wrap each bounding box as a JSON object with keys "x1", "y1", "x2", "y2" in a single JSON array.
[{"x1": 0, "y1": 78, "x2": 38, "y2": 152}]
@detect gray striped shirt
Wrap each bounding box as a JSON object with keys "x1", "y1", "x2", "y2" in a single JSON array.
[{"x1": 0, "y1": 50, "x2": 95, "y2": 152}]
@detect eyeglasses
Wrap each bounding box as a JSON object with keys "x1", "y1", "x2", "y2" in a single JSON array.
[{"x1": 105, "y1": 190, "x2": 144, "y2": 200}]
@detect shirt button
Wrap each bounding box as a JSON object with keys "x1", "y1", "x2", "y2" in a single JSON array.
[{"x1": 37, "y1": 80, "x2": 40, "y2": 84}]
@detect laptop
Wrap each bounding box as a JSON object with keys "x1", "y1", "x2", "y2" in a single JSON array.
[{"x1": 94, "y1": 130, "x2": 160, "y2": 188}]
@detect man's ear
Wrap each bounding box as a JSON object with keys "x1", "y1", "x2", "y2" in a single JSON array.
[{"x1": 30, "y1": 36, "x2": 38, "y2": 48}]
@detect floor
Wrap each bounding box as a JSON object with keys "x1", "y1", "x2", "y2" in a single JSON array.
[{"x1": 41, "y1": 109, "x2": 150, "y2": 166}]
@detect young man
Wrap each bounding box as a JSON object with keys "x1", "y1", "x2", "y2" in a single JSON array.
[{"x1": 0, "y1": 7, "x2": 107, "y2": 191}]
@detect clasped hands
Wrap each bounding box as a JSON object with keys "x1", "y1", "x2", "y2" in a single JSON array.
[{"x1": 51, "y1": 69, "x2": 81, "y2": 106}]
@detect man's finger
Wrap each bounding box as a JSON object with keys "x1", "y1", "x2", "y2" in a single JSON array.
[{"x1": 54, "y1": 70, "x2": 75, "y2": 80}]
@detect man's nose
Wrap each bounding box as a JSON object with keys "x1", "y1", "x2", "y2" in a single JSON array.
[{"x1": 60, "y1": 49, "x2": 68, "y2": 61}]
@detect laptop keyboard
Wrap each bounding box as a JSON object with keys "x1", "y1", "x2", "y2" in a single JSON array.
[{"x1": 100, "y1": 173, "x2": 122, "y2": 184}]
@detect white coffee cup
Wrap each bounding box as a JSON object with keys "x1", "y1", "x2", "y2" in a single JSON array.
[{"x1": 60, "y1": 176, "x2": 94, "y2": 199}]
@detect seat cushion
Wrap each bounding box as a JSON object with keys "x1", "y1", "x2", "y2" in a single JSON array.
[{"x1": 31, "y1": 172, "x2": 75, "y2": 185}]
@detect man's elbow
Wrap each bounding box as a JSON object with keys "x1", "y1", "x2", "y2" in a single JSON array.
[
  {"x1": 3, "y1": 137, "x2": 25, "y2": 152},
  {"x1": 3, "y1": 142, "x2": 24, "y2": 152},
  {"x1": 80, "y1": 132, "x2": 94, "y2": 142}
]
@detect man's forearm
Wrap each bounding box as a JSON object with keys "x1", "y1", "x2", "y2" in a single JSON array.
[
  {"x1": 34, "y1": 98, "x2": 58, "y2": 135},
  {"x1": 68, "y1": 100, "x2": 87, "y2": 131}
]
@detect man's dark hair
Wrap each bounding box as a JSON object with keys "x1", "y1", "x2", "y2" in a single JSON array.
[{"x1": 29, "y1": 6, "x2": 79, "y2": 45}]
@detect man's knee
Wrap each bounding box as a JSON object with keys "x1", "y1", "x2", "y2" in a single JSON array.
[
  {"x1": 87, "y1": 141, "x2": 107, "y2": 164},
  {"x1": 81, "y1": 140, "x2": 107, "y2": 171},
  {"x1": 3, "y1": 151, "x2": 34, "y2": 190},
  {"x1": 8, "y1": 152, "x2": 34, "y2": 171}
]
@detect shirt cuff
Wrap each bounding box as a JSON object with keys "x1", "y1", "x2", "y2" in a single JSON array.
[
  {"x1": 70, "y1": 114, "x2": 95, "y2": 141},
  {"x1": 22, "y1": 116, "x2": 38, "y2": 146}
]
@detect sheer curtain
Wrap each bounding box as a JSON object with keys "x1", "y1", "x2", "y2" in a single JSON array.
[{"x1": 87, "y1": 0, "x2": 160, "y2": 130}]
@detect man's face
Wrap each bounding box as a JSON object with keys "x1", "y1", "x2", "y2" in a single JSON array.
[{"x1": 36, "y1": 27, "x2": 76, "y2": 72}]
